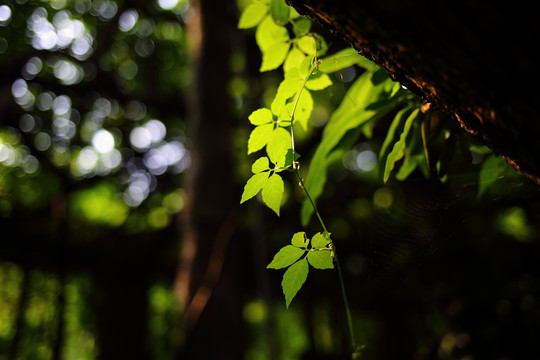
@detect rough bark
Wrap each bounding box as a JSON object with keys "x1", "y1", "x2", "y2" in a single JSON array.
[{"x1": 286, "y1": 0, "x2": 540, "y2": 185}]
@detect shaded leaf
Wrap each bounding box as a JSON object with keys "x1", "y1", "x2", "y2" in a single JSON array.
[
  {"x1": 478, "y1": 154, "x2": 507, "y2": 199},
  {"x1": 267, "y1": 245, "x2": 306, "y2": 269},
  {"x1": 282, "y1": 258, "x2": 309, "y2": 308},
  {"x1": 383, "y1": 108, "x2": 419, "y2": 183},
  {"x1": 292, "y1": 18, "x2": 311, "y2": 36},
  {"x1": 240, "y1": 172, "x2": 270, "y2": 203},
  {"x1": 270, "y1": 0, "x2": 289, "y2": 26},
  {"x1": 262, "y1": 173, "x2": 284, "y2": 216}
]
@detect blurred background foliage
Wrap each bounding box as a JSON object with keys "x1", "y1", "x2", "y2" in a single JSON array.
[{"x1": 0, "y1": 0, "x2": 539, "y2": 359}]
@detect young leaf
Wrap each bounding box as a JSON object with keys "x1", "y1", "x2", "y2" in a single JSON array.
[
  {"x1": 282, "y1": 258, "x2": 309, "y2": 308},
  {"x1": 248, "y1": 123, "x2": 273, "y2": 154},
  {"x1": 262, "y1": 173, "x2": 284, "y2": 216},
  {"x1": 286, "y1": 89, "x2": 313, "y2": 131},
  {"x1": 240, "y1": 171, "x2": 270, "y2": 203},
  {"x1": 379, "y1": 106, "x2": 414, "y2": 174},
  {"x1": 238, "y1": 2, "x2": 268, "y2": 29},
  {"x1": 267, "y1": 245, "x2": 306, "y2": 269},
  {"x1": 291, "y1": 231, "x2": 308, "y2": 247},
  {"x1": 270, "y1": 0, "x2": 289, "y2": 26},
  {"x1": 271, "y1": 72, "x2": 302, "y2": 116},
  {"x1": 305, "y1": 73, "x2": 332, "y2": 91},
  {"x1": 249, "y1": 108, "x2": 273, "y2": 126},
  {"x1": 256, "y1": 15, "x2": 289, "y2": 52},
  {"x1": 260, "y1": 41, "x2": 291, "y2": 72},
  {"x1": 311, "y1": 232, "x2": 330, "y2": 248},
  {"x1": 284, "y1": 47, "x2": 306, "y2": 72},
  {"x1": 318, "y1": 47, "x2": 373, "y2": 73},
  {"x1": 307, "y1": 250, "x2": 334, "y2": 269},
  {"x1": 267, "y1": 127, "x2": 291, "y2": 166},
  {"x1": 383, "y1": 108, "x2": 419, "y2": 183},
  {"x1": 251, "y1": 157, "x2": 270, "y2": 173},
  {"x1": 296, "y1": 35, "x2": 316, "y2": 55}
]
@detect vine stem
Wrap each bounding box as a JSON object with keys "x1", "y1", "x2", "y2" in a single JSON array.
[{"x1": 287, "y1": 63, "x2": 358, "y2": 355}]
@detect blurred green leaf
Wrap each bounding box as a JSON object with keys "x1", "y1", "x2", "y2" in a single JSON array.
[
  {"x1": 318, "y1": 47, "x2": 374, "y2": 73},
  {"x1": 240, "y1": 172, "x2": 270, "y2": 203},
  {"x1": 251, "y1": 157, "x2": 270, "y2": 173},
  {"x1": 249, "y1": 108, "x2": 274, "y2": 125},
  {"x1": 267, "y1": 127, "x2": 291, "y2": 166},
  {"x1": 261, "y1": 41, "x2": 291, "y2": 71},
  {"x1": 248, "y1": 123, "x2": 274, "y2": 154},
  {"x1": 478, "y1": 154, "x2": 507, "y2": 199},
  {"x1": 270, "y1": 0, "x2": 289, "y2": 26},
  {"x1": 238, "y1": 2, "x2": 268, "y2": 29},
  {"x1": 307, "y1": 250, "x2": 334, "y2": 269}
]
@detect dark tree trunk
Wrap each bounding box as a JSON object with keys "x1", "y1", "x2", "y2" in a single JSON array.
[
  {"x1": 286, "y1": 0, "x2": 540, "y2": 185},
  {"x1": 175, "y1": 0, "x2": 244, "y2": 358}
]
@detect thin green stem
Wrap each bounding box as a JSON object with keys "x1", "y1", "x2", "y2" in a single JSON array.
[{"x1": 288, "y1": 59, "x2": 358, "y2": 357}]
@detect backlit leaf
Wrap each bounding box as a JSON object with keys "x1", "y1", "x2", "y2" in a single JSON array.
[
  {"x1": 267, "y1": 245, "x2": 305, "y2": 269},
  {"x1": 267, "y1": 127, "x2": 291, "y2": 166},
  {"x1": 249, "y1": 108, "x2": 273, "y2": 126},
  {"x1": 284, "y1": 47, "x2": 306, "y2": 72},
  {"x1": 318, "y1": 47, "x2": 373, "y2": 73},
  {"x1": 238, "y1": 3, "x2": 268, "y2": 29},
  {"x1": 248, "y1": 123, "x2": 273, "y2": 154},
  {"x1": 240, "y1": 172, "x2": 270, "y2": 203},
  {"x1": 256, "y1": 15, "x2": 289, "y2": 52},
  {"x1": 262, "y1": 173, "x2": 284, "y2": 216},
  {"x1": 286, "y1": 89, "x2": 313, "y2": 131},
  {"x1": 296, "y1": 35, "x2": 316, "y2": 55},
  {"x1": 305, "y1": 73, "x2": 332, "y2": 90},
  {"x1": 260, "y1": 41, "x2": 291, "y2": 72},
  {"x1": 282, "y1": 258, "x2": 309, "y2": 308},
  {"x1": 311, "y1": 232, "x2": 330, "y2": 248},
  {"x1": 251, "y1": 157, "x2": 270, "y2": 173},
  {"x1": 291, "y1": 231, "x2": 307, "y2": 247},
  {"x1": 307, "y1": 250, "x2": 334, "y2": 269}
]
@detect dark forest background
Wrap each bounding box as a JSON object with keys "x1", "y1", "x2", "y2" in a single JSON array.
[{"x1": 1, "y1": 0, "x2": 539, "y2": 359}]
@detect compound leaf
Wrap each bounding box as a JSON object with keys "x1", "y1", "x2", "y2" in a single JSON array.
[
  {"x1": 311, "y1": 232, "x2": 330, "y2": 248},
  {"x1": 267, "y1": 245, "x2": 306, "y2": 269},
  {"x1": 262, "y1": 173, "x2": 284, "y2": 216},
  {"x1": 282, "y1": 258, "x2": 309, "y2": 308}
]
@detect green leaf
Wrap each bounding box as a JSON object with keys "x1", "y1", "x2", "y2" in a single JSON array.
[
  {"x1": 383, "y1": 108, "x2": 419, "y2": 183},
  {"x1": 300, "y1": 70, "x2": 405, "y2": 225},
  {"x1": 267, "y1": 245, "x2": 306, "y2": 269},
  {"x1": 292, "y1": 18, "x2": 311, "y2": 36},
  {"x1": 318, "y1": 47, "x2": 373, "y2": 73},
  {"x1": 286, "y1": 89, "x2": 313, "y2": 131},
  {"x1": 249, "y1": 108, "x2": 273, "y2": 125},
  {"x1": 477, "y1": 154, "x2": 507, "y2": 199},
  {"x1": 282, "y1": 258, "x2": 309, "y2": 308},
  {"x1": 260, "y1": 41, "x2": 291, "y2": 72},
  {"x1": 305, "y1": 73, "x2": 332, "y2": 90},
  {"x1": 291, "y1": 231, "x2": 307, "y2": 247},
  {"x1": 256, "y1": 15, "x2": 289, "y2": 52},
  {"x1": 266, "y1": 127, "x2": 291, "y2": 166},
  {"x1": 271, "y1": 70, "x2": 303, "y2": 116},
  {"x1": 248, "y1": 123, "x2": 273, "y2": 154},
  {"x1": 238, "y1": 3, "x2": 268, "y2": 29},
  {"x1": 284, "y1": 47, "x2": 306, "y2": 72},
  {"x1": 240, "y1": 171, "x2": 270, "y2": 203},
  {"x1": 251, "y1": 157, "x2": 270, "y2": 173},
  {"x1": 379, "y1": 106, "x2": 414, "y2": 175},
  {"x1": 311, "y1": 232, "x2": 330, "y2": 248},
  {"x1": 270, "y1": 0, "x2": 289, "y2": 26},
  {"x1": 296, "y1": 35, "x2": 316, "y2": 55},
  {"x1": 262, "y1": 173, "x2": 284, "y2": 216},
  {"x1": 307, "y1": 250, "x2": 334, "y2": 269}
]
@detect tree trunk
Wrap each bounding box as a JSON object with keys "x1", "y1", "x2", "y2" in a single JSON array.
[
  {"x1": 286, "y1": 0, "x2": 540, "y2": 185},
  {"x1": 175, "y1": 0, "x2": 244, "y2": 358}
]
